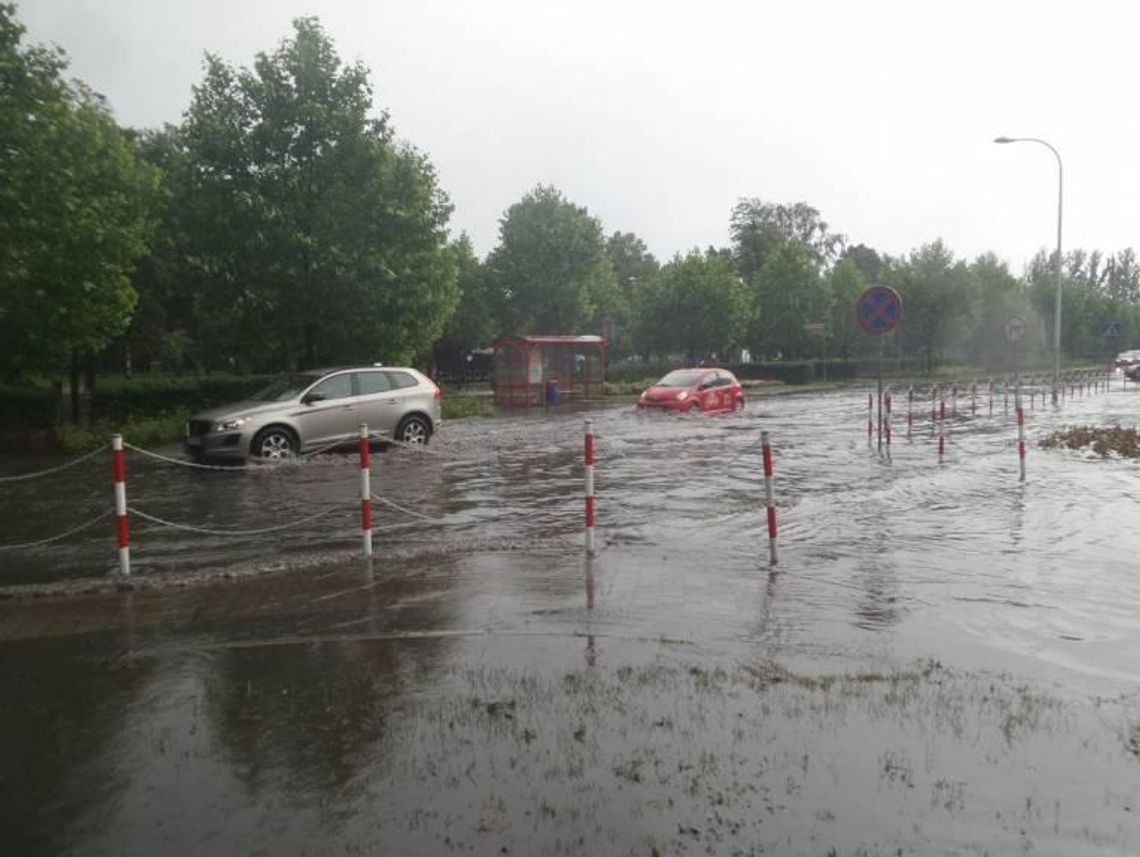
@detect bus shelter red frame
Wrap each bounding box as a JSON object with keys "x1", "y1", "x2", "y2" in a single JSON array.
[{"x1": 491, "y1": 335, "x2": 607, "y2": 407}]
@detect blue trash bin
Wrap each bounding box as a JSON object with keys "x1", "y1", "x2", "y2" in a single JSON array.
[{"x1": 545, "y1": 379, "x2": 560, "y2": 405}]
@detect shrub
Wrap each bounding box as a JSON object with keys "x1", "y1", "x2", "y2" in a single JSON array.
[
  {"x1": 89, "y1": 374, "x2": 275, "y2": 422},
  {"x1": 442, "y1": 396, "x2": 495, "y2": 420}
]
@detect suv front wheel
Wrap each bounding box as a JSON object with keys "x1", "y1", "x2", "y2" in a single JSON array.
[
  {"x1": 252, "y1": 426, "x2": 297, "y2": 459},
  {"x1": 395, "y1": 414, "x2": 431, "y2": 445}
]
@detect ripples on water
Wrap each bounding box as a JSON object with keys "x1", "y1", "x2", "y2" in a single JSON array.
[{"x1": 3, "y1": 385, "x2": 1140, "y2": 689}]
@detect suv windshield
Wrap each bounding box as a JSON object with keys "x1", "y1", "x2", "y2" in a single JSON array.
[
  {"x1": 657, "y1": 370, "x2": 706, "y2": 387},
  {"x1": 253, "y1": 373, "x2": 322, "y2": 402}
]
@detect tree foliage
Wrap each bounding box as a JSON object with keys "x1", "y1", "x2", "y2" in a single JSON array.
[
  {"x1": 0, "y1": 4, "x2": 156, "y2": 379},
  {"x1": 437, "y1": 234, "x2": 495, "y2": 349},
  {"x1": 730, "y1": 199, "x2": 845, "y2": 281},
  {"x1": 486, "y1": 185, "x2": 615, "y2": 334},
  {"x1": 744, "y1": 241, "x2": 831, "y2": 359},
  {"x1": 637, "y1": 250, "x2": 746, "y2": 361},
  {"x1": 168, "y1": 17, "x2": 456, "y2": 370}
]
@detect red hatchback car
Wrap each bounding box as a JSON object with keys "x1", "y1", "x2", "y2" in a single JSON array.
[{"x1": 636, "y1": 368, "x2": 745, "y2": 413}]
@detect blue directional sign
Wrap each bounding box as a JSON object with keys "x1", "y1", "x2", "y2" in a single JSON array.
[
  {"x1": 856, "y1": 286, "x2": 903, "y2": 335},
  {"x1": 1100, "y1": 320, "x2": 1123, "y2": 338}
]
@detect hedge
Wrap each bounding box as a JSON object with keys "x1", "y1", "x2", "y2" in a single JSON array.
[
  {"x1": 89, "y1": 374, "x2": 275, "y2": 422},
  {"x1": 0, "y1": 374, "x2": 277, "y2": 429}
]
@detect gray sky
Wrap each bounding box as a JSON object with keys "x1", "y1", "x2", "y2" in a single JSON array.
[{"x1": 20, "y1": 0, "x2": 1140, "y2": 272}]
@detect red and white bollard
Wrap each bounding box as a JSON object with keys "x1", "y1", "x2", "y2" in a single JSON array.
[
  {"x1": 938, "y1": 417, "x2": 945, "y2": 465},
  {"x1": 971, "y1": 381, "x2": 977, "y2": 416},
  {"x1": 867, "y1": 393, "x2": 873, "y2": 445},
  {"x1": 885, "y1": 391, "x2": 892, "y2": 453},
  {"x1": 111, "y1": 434, "x2": 130, "y2": 577},
  {"x1": 359, "y1": 423, "x2": 373, "y2": 558},
  {"x1": 1016, "y1": 387, "x2": 1026, "y2": 482},
  {"x1": 907, "y1": 386, "x2": 914, "y2": 440},
  {"x1": 930, "y1": 386, "x2": 938, "y2": 437},
  {"x1": 585, "y1": 419, "x2": 596, "y2": 556},
  {"x1": 762, "y1": 430, "x2": 777, "y2": 565}
]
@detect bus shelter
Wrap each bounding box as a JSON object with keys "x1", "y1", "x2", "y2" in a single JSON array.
[{"x1": 491, "y1": 335, "x2": 607, "y2": 407}]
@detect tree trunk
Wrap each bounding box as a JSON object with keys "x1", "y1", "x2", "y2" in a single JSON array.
[
  {"x1": 69, "y1": 350, "x2": 81, "y2": 424},
  {"x1": 83, "y1": 353, "x2": 97, "y2": 427}
]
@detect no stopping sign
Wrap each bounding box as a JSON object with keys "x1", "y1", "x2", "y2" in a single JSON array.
[{"x1": 856, "y1": 286, "x2": 903, "y2": 335}]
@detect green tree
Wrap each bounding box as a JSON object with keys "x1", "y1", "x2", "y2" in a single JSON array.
[
  {"x1": 601, "y1": 230, "x2": 658, "y2": 357},
  {"x1": 0, "y1": 4, "x2": 157, "y2": 391},
  {"x1": 486, "y1": 185, "x2": 615, "y2": 334},
  {"x1": 886, "y1": 241, "x2": 970, "y2": 372},
  {"x1": 605, "y1": 231, "x2": 659, "y2": 291},
  {"x1": 637, "y1": 250, "x2": 746, "y2": 362},
  {"x1": 745, "y1": 242, "x2": 831, "y2": 359},
  {"x1": 437, "y1": 234, "x2": 495, "y2": 350},
  {"x1": 840, "y1": 243, "x2": 884, "y2": 283},
  {"x1": 963, "y1": 253, "x2": 1039, "y2": 369},
  {"x1": 827, "y1": 258, "x2": 868, "y2": 360},
  {"x1": 730, "y1": 199, "x2": 845, "y2": 281},
  {"x1": 176, "y1": 17, "x2": 457, "y2": 370}
]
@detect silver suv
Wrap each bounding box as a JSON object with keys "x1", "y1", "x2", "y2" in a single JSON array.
[{"x1": 184, "y1": 366, "x2": 442, "y2": 461}]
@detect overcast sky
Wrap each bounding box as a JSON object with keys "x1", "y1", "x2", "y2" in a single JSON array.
[{"x1": 20, "y1": 0, "x2": 1140, "y2": 272}]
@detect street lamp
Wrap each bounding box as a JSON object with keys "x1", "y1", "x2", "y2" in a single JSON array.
[{"x1": 993, "y1": 136, "x2": 1063, "y2": 400}]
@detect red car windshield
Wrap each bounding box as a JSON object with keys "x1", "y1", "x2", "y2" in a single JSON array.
[{"x1": 656, "y1": 370, "x2": 707, "y2": 387}]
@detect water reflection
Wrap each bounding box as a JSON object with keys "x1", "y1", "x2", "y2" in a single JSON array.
[{"x1": 0, "y1": 635, "x2": 153, "y2": 855}]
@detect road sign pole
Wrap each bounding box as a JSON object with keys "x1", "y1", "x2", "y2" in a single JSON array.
[{"x1": 877, "y1": 338, "x2": 884, "y2": 454}]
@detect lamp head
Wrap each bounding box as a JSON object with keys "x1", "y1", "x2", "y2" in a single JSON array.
[{"x1": 993, "y1": 136, "x2": 1014, "y2": 144}]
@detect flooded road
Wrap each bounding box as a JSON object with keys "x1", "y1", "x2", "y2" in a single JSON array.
[{"x1": 1, "y1": 382, "x2": 1138, "y2": 854}]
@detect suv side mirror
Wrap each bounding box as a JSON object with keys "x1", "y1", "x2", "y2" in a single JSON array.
[{"x1": 302, "y1": 391, "x2": 326, "y2": 405}]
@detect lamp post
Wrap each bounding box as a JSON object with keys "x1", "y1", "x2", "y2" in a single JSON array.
[{"x1": 994, "y1": 136, "x2": 1063, "y2": 401}]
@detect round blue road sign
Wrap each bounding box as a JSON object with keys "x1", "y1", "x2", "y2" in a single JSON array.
[{"x1": 856, "y1": 286, "x2": 903, "y2": 335}]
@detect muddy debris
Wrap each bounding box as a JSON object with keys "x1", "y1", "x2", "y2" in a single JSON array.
[{"x1": 1038, "y1": 424, "x2": 1140, "y2": 457}]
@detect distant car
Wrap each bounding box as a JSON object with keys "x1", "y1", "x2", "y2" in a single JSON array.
[
  {"x1": 636, "y1": 368, "x2": 745, "y2": 413},
  {"x1": 185, "y1": 365, "x2": 442, "y2": 461},
  {"x1": 1115, "y1": 350, "x2": 1140, "y2": 369},
  {"x1": 1126, "y1": 363, "x2": 1140, "y2": 382}
]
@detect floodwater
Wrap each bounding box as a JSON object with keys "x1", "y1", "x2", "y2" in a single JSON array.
[{"x1": 1, "y1": 381, "x2": 1138, "y2": 855}]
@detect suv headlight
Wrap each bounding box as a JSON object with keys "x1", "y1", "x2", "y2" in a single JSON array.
[{"x1": 212, "y1": 418, "x2": 247, "y2": 432}]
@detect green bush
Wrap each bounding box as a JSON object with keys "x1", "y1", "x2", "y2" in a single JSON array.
[
  {"x1": 729, "y1": 362, "x2": 816, "y2": 385},
  {"x1": 442, "y1": 396, "x2": 495, "y2": 420},
  {"x1": 606, "y1": 360, "x2": 679, "y2": 384},
  {"x1": 90, "y1": 374, "x2": 275, "y2": 422},
  {"x1": 605, "y1": 379, "x2": 655, "y2": 397},
  {"x1": 55, "y1": 410, "x2": 191, "y2": 454}
]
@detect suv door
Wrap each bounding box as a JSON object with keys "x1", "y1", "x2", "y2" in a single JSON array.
[
  {"x1": 295, "y1": 372, "x2": 356, "y2": 449},
  {"x1": 352, "y1": 370, "x2": 403, "y2": 437}
]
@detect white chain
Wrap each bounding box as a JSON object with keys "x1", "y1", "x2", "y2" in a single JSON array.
[
  {"x1": 124, "y1": 442, "x2": 259, "y2": 471},
  {"x1": 0, "y1": 443, "x2": 107, "y2": 483},
  {"x1": 0, "y1": 509, "x2": 111, "y2": 550},
  {"x1": 129, "y1": 504, "x2": 348, "y2": 536},
  {"x1": 369, "y1": 493, "x2": 436, "y2": 521},
  {"x1": 299, "y1": 437, "x2": 358, "y2": 458},
  {"x1": 381, "y1": 435, "x2": 447, "y2": 456}
]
